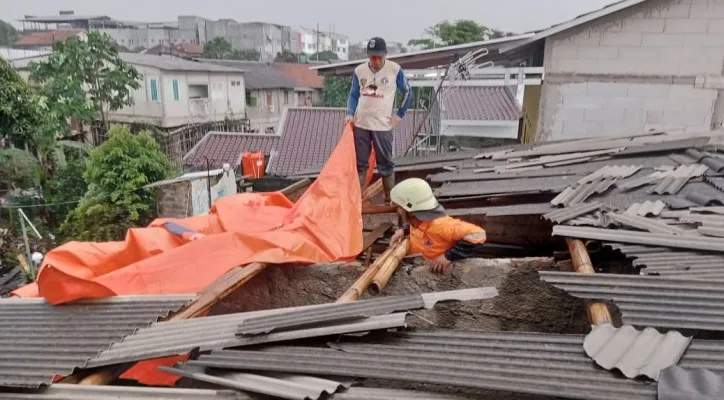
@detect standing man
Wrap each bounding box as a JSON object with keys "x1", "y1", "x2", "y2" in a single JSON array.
[{"x1": 344, "y1": 36, "x2": 413, "y2": 203}]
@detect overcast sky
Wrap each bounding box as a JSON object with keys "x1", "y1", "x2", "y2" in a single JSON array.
[{"x1": 5, "y1": 0, "x2": 615, "y2": 43}]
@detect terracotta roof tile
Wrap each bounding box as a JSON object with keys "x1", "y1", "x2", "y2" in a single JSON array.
[
  {"x1": 181, "y1": 43, "x2": 203, "y2": 55},
  {"x1": 273, "y1": 63, "x2": 324, "y2": 89},
  {"x1": 183, "y1": 133, "x2": 279, "y2": 169},
  {"x1": 15, "y1": 29, "x2": 84, "y2": 47},
  {"x1": 183, "y1": 108, "x2": 427, "y2": 176},
  {"x1": 442, "y1": 86, "x2": 521, "y2": 121}
]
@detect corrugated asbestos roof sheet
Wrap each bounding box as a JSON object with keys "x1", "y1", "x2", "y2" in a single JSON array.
[
  {"x1": 184, "y1": 329, "x2": 658, "y2": 400},
  {"x1": 658, "y1": 366, "x2": 724, "y2": 400},
  {"x1": 544, "y1": 202, "x2": 604, "y2": 223},
  {"x1": 584, "y1": 323, "x2": 692, "y2": 381},
  {"x1": 237, "y1": 294, "x2": 425, "y2": 335},
  {"x1": 624, "y1": 200, "x2": 667, "y2": 217},
  {"x1": 538, "y1": 271, "x2": 724, "y2": 331},
  {"x1": 441, "y1": 86, "x2": 521, "y2": 121},
  {"x1": 0, "y1": 383, "x2": 247, "y2": 399},
  {"x1": 604, "y1": 243, "x2": 724, "y2": 278},
  {"x1": 436, "y1": 175, "x2": 576, "y2": 198},
  {"x1": 448, "y1": 203, "x2": 554, "y2": 218},
  {"x1": 86, "y1": 288, "x2": 497, "y2": 368},
  {"x1": 333, "y1": 387, "x2": 471, "y2": 399},
  {"x1": 0, "y1": 294, "x2": 193, "y2": 388}
]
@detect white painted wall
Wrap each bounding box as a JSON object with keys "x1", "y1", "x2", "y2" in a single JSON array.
[
  {"x1": 245, "y1": 88, "x2": 296, "y2": 132},
  {"x1": 110, "y1": 66, "x2": 246, "y2": 128},
  {"x1": 441, "y1": 122, "x2": 519, "y2": 139},
  {"x1": 538, "y1": 0, "x2": 724, "y2": 140}
]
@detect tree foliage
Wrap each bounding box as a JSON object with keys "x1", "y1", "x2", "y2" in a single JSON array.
[
  {"x1": 29, "y1": 31, "x2": 141, "y2": 129},
  {"x1": 204, "y1": 38, "x2": 261, "y2": 61},
  {"x1": 322, "y1": 76, "x2": 351, "y2": 107},
  {"x1": 0, "y1": 149, "x2": 41, "y2": 191},
  {"x1": 408, "y1": 20, "x2": 516, "y2": 49},
  {"x1": 0, "y1": 57, "x2": 45, "y2": 148},
  {"x1": 311, "y1": 50, "x2": 339, "y2": 62},
  {"x1": 275, "y1": 50, "x2": 299, "y2": 63},
  {"x1": 60, "y1": 125, "x2": 172, "y2": 241},
  {"x1": 42, "y1": 156, "x2": 88, "y2": 225},
  {"x1": 0, "y1": 19, "x2": 17, "y2": 46}
]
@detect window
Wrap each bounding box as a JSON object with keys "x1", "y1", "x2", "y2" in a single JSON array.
[
  {"x1": 172, "y1": 79, "x2": 179, "y2": 101},
  {"x1": 284, "y1": 90, "x2": 289, "y2": 105},
  {"x1": 246, "y1": 93, "x2": 257, "y2": 107},
  {"x1": 187, "y1": 84, "x2": 209, "y2": 99},
  {"x1": 150, "y1": 79, "x2": 158, "y2": 101},
  {"x1": 266, "y1": 92, "x2": 273, "y2": 106}
]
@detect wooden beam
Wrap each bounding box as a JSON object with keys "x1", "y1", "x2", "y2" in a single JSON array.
[
  {"x1": 362, "y1": 179, "x2": 383, "y2": 202},
  {"x1": 362, "y1": 204, "x2": 397, "y2": 214},
  {"x1": 566, "y1": 238, "x2": 613, "y2": 325},
  {"x1": 362, "y1": 223, "x2": 393, "y2": 252},
  {"x1": 280, "y1": 178, "x2": 313, "y2": 201}
]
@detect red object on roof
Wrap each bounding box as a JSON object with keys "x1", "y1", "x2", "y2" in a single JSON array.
[
  {"x1": 184, "y1": 133, "x2": 279, "y2": 170},
  {"x1": 242, "y1": 152, "x2": 266, "y2": 179},
  {"x1": 273, "y1": 63, "x2": 324, "y2": 89},
  {"x1": 180, "y1": 43, "x2": 203, "y2": 55},
  {"x1": 442, "y1": 86, "x2": 522, "y2": 121},
  {"x1": 15, "y1": 29, "x2": 84, "y2": 47}
]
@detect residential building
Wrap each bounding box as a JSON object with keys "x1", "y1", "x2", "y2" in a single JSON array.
[
  {"x1": 349, "y1": 40, "x2": 407, "y2": 60},
  {"x1": 499, "y1": 0, "x2": 724, "y2": 140},
  {"x1": 236, "y1": 22, "x2": 292, "y2": 62},
  {"x1": 144, "y1": 43, "x2": 204, "y2": 58},
  {"x1": 202, "y1": 59, "x2": 317, "y2": 132},
  {"x1": 292, "y1": 27, "x2": 349, "y2": 61},
  {"x1": 184, "y1": 108, "x2": 427, "y2": 176},
  {"x1": 12, "y1": 53, "x2": 246, "y2": 128},
  {"x1": 14, "y1": 29, "x2": 86, "y2": 50},
  {"x1": 440, "y1": 86, "x2": 522, "y2": 144},
  {"x1": 272, "y1": 63, "x2": 324, "y2": 106}
]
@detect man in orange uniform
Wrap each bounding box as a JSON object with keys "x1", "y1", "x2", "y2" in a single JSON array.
[{"x1": 389, "y1": 178, "x2": 487, "y2": 273}]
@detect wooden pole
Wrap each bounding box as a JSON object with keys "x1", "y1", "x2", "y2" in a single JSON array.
[
  {"x1": 362, "y1": 204, "x2": 396, "y2": 214},
  {"x1": 280, "y1": 178, "x2": 313, "y2": 200},
  {"x1": 565, "y1": 238, "x2": 613, "y2": 325},
  {"x1": 362, "y1": 179, "x2": 383, "y2": 202},
  {"x1": 369, "y1": 238, "x2": 410, "y2": 295}
]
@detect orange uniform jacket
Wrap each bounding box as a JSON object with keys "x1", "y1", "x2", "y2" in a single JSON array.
[{"x1": 409, "y1": 216, "x2": 487, "y2": 260}]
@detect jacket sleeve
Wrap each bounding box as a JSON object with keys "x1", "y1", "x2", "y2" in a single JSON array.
[
  {"x1": 346, "y1": 72, "x2": 360, "y2": 117},
  {"x1": 395, "y1": 68, "x2": 412, "y2": 118}
]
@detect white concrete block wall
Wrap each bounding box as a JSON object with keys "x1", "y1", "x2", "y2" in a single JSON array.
[
  {"x1": 539, "y1": 81, "x2": 717, "y2": 139},
  {"x1": 544, "y1": 0, "x2": 724, "y2": 76}
]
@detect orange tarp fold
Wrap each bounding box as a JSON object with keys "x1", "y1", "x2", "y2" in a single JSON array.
[{"x1": 12, "y1": 124, "x2": 368, "y2": 384}]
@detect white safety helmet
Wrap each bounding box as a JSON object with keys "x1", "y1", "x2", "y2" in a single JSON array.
[{"x1": 390, "y1": 178, "x2": 439, "y2": 213}]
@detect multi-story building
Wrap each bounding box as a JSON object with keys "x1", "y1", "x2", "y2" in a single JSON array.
[{"x1": 292, "y1": 27, "x2": 349, "y2": 61}]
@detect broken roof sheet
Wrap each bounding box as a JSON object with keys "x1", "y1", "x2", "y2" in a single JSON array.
[
  {"x1": 658, "y1": 366, "x2": 724, "y2": 400},
  {"x1": 333, "y1": 387, "x2": 471, "y2": 399},
  {"x1": 0, "y1": 383, "x2": 247, "y2": 399},
  {"x1": 0, "y1": 294, "x2": 193, "y2": 388},
  {"x1": 544, "y1": 202, "x2": 604, "y2": 224},
  {"x1": 552, "y1": 225, "x2": 724, "y2": 253},
  {"x1": 539, "y1": 271, "x2": 724, "y2": 331},
  {"x1": 584, "y1": 323, "x2": 692, "y2": 381},
  {"x1": 185, "y1": 329, "x2": 658, "y2": 400},
  {"x1": 605, "y1": 243, "x2": 724, "y2": 278},
  {"x1": 86, "y1": 288, "x2": 496, "y2": 368}
]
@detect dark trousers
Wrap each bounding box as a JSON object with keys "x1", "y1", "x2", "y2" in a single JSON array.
[{"x1": 353, "y1": 126, "x2": 395, "y2": 177}]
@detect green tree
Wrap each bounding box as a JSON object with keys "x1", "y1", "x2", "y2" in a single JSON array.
[
  {"x1": 322, "y1": 76, "x2": 351, "y2": 107},
  {"x1": 0, "y1": 57, "x2": 46, "y2": 148},
  {"x1": 408, "y1": 20, "x2": 515, "y2": 49},
  {"x1": 234, "y1": 48, "x2": 260, "y2": 61},
  {"x1": 61, "y1": 125, "x2": 172, "y2": 241},
  {"x1": 312, "y1": 50, "x2": 339, "y2": 62},
  {"x1": 204, "y1": 37, "x2": 234, "y2": 59},
  {"x1": 0, "y1": 20, "x2": 17, "y2": 46},
  {"x1": 29, "y1": 31, "x2": 141, "y2": 130},
  {"x1": 0, "y1": 149, "x2": 41, "y2": 191},
  {"x1": 42, "y1": 157, "x2": 88, "y2": 226},
  {"x1": 275, "y1": 50, "x2": 299, "y2": 63}
]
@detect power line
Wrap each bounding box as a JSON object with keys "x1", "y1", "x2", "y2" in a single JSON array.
[{"x1": 0, "y1": 183, "x2": 156, "y2": 210}]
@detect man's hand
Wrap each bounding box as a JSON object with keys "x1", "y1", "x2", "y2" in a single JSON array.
[
  {"x1": 389, "y1": 228, "x2": 405, "y2": 247},
  {"x1": 344, "y1": 115, "x2": 354, "y2": 126},
  {"x1": 428, "y1": 254, "x2": 452, "y2": 274},
  {"x1": 390, "y1": 114, "x2": 402, "y2": 127}
]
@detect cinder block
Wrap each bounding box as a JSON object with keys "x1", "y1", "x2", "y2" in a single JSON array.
[
  {"x1": 584, "y1": 108, "x2": 626, "y2": 123},
  {"x1": 566, "y1": 31, "x2": 603, "y2": 46},
  {"x1": 551, "y1": 45, "x2": 579, "y2": 60},
  {"x1": 668, "y1": 84, "x2": 719, "y2": 100},
  {"x1": 563, "y1": 95, "x2": 604, "y2": 109},
  {"x1": 558, "y1": 83, "x2": 588, "y2": 96},
  {"x1": 709, "y1": 20, "x2": 724, "y2": 33},
  {"x1": 561, "y1": 120, "x2": 603, "y2": 138},
  {"x1": 664, "y1": 18, "x2": 709, "y2": 33},
  {"x1": 556, "y1": 108, "x2": 585, "y2": 123},
  {"x1": 642, "y1": 33, "x2": 686, "y2": 46},
  {"x1": 577, "y1": 46, "x2": 619, "y2": 59},
  {"x1": 623, "y1": 18, "x2": 666, "y2": 33},
  {"x1": 678, "y1": 59, "x2": 724, "y2": 75},
  {"x1": 624, "y1": 109, "x2": 646, "y2": 125},
  {"x1": 653, "y1": 4, "x2": 693, "y2": 18},
  {"x1": 628, "y1": 84, "x2": 673, "y2": 99},
  {"x1": 661, "y1": 109, "x2": 709, "y2": 126},
  {"x1": 635, "y1": 60, "x2": 681, "y2": 75},
  {"x1": 658, "y1": 46, "x2": 701, "y2": 61},
  {"x1": 603, "y1": 96, "x2": 646, "y2": 109},
  {"x1": 690, "y1": 5, "x2": 724, "y2": 19},
  {"x1": 685, "y1": 34, "x2": 724, "y2": 47},
  {"x1": 600, "y1": 31, "x2": 643, "y2": 46},
  {"x1": 646, "y1": 110, "x2": 665, "y2": 124},
  {"x1": 586, "y1": 82, "x2": 629, "y2": 97},
  {"x1": 618, "y1": 46, "x2": 660, "y2": 59},
  {"x1": 602, "y1": 120, "x2": 643, "y2": 135}
]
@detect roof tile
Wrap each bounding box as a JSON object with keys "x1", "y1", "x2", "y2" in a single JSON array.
[
  {"x1": 441, "y1": 86, "x2": 521, "y2": 121},
  {"x1": 184, "y1": 133, "x2": 279, "y2": 169},
  {"x1": 15, "y1": 29, "x2": 84, "y2": 47},
  {"x1": 273, "y1": 63, "x2": 323, "y2": 89}
]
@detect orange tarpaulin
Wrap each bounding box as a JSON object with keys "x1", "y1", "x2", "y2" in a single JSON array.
[{"x1": 13, "y1": 123, "x2": 372, "y2": 385}]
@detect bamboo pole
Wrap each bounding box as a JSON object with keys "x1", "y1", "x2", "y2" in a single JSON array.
[
  {"x1": 362, "y1": 179, "x2": 383, "y2": 202},
  {"x1": 369, "y1": 238, "x2": 410, "y2": 295},
  {"x1": 566, "y1": 238, "x2": 613, "y2": 325},
  {"x1": 362, "y1": 204, "x2": 396, "y2": 214},
  {"x1": 337, "y1": 238, "x2": 409, "y2": 303}
]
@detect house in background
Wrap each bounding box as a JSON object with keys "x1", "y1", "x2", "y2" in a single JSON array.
[
  {"x1": 13, "y1": 29, "x2": 86, "y2": 50},
  {"x1": 500, "y1": 0, "x2": 724, "y2": 140},
  {"x1": 439, "y1": 86, "x2": 523, "y2": 148},
  {"x1": 12, "y1": 53, "x2": 246, "y2": 129},
  {"x1": 273, "y1": 63, "x2": 324, "y2": 106},
  {"x1": 201, "y1": 59, "x2": 310, "y2": 133},
  {"x1": 144, "y1": 43, "x2": 204, "y2": 58},
  {"x1": 184, "y1": 107, "x2": 427, "y2": 179}
]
